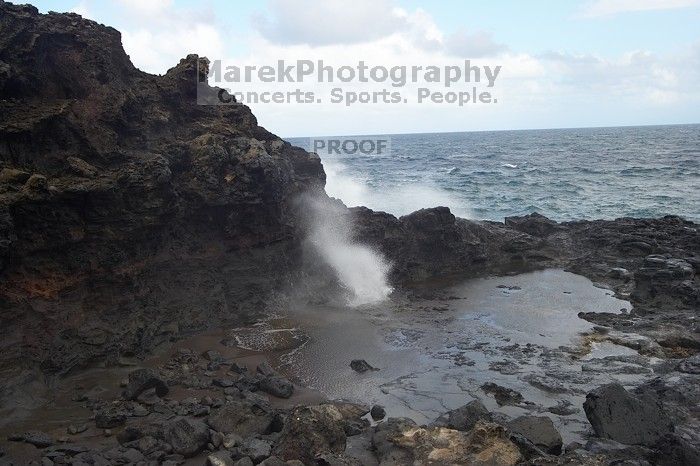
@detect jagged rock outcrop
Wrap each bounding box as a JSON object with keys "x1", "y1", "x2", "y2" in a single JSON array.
[
  {"x1": 350, "y1": 206, "x2": 544, "y2": 282},
  {"x1": 0, "y1": 1, "x2": 325, "y2": 377}
]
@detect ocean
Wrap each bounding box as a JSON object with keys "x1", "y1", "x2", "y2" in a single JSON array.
[{"x1": 287, "y1": 124, "x2": 700, "y2": 222}]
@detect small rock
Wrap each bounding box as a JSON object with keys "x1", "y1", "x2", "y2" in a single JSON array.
[
  {"x1": 480, "y1": 382, "x2": 524, "y2": 406},
  {"x1": 274, "y1": 405, "x2": 346, "y2": 463},
  {"x1": 95, "y1": 408, "x2": 126, "y2": 428},
  {"x1": 207, "y1": 450, "x2": 234, "y2": 466},
  {"x1": 257, "y1": 361, "x2": 276, "y2": 376},
  {"x1": 259, "y1": 376, "x2": 294, "y2": 399},
  {"x1": 678, "y1": 354, "x2": 700, "y2": 374},
  {"x1": 508, "y1": 415, "x2": 563, "y2": 455},
  {"x1": 8, "y1": 431, "x2": 54, "y2": 448},
  {"x1": 608, "y1": 267, "x2": 632, "y2": 280},
  {"x1": 259, "y1": 456, "x2": 286, "y2": 466},
  {"x1": 122, "y1": 368, "x2": 169, "y2": 401},
  {"x1": 240, "y1": 438, "x2": 272, "y2": 463},
  {"x1": 230, "y1": 362, "x2": 247, "y2": 374},
  {"x1": 210, "y1": 430, "x2": 223, "y2": 448},
  {"x1": 349, "y1": 359, "x2": 378, "y2": 373},
  {"x1": 0, "y1": 168, "x2": 31, "y2": 184},
  {"x1": 67, "y1": 424, "x2": 88, "y2": 435},
  {"x1": 213, "y1": 378, "x2": 236, "y2": 388},
  {"x1": 433, "y1": 400, "x2": 491, "y2": 431},
  {"x1": 223, "y1": 433, "x2": 242, "y2": 449},
  {"x1": 165, "y1": 417, "x2": 210, "y2": 457},
  {"x1": 234, "y1": 458, "x2": 254, "y2": 466},
  {"x1": 66, "y1": 156, "x2": 98, "y2": 177},
  {"x1": 547, "y1": 400, "x2": 580, "y2": 416},
  {"x1": 370, "y1": 405, "x2": 386, "y2": 421},
  {"x1": 204, "y1": 350, "x2": 224, "y2": 362},
  {"x1": 23, "y1": 173, "x2": 48, "y2": 192}
]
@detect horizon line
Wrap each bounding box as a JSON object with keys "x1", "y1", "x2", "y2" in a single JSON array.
[{"x1": 281, "y1": 121, "x2": 700, "y2": 139}]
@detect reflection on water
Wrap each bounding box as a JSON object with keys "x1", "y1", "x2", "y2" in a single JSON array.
[{"x1": 278, "y1": 269, "x2": 651, "y2": 443}]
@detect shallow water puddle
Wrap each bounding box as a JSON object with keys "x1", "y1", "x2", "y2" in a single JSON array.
[{"x1": 273, "y1": 269, "x2": 653, "y2": 443}]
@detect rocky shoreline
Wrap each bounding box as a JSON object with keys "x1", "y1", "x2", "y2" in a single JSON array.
[{"x1": 0, "y1": 2, "x2": 698, "y2": 465}]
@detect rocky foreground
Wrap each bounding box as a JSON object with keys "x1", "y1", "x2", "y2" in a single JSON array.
[{"x1": 0, "y1": 2, "x2": 699, "y2": 465}]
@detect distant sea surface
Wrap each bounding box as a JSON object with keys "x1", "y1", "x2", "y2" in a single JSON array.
[{"x1": 287, "y1": 124, "x2": 700, "y2": 222}]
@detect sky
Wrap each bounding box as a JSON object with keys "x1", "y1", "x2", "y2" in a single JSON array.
[{"x1": 30, "y1": 0, "x2": 700, "y2": 137}]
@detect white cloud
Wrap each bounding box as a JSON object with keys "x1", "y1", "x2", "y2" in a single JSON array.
[
  {"x1": 114, "y1": 0, "x2": 173, "y2": 16},
  {"x1": 253, "y1": 0, "x2": 406, "y2": 46},
  {"x1": 106, "y1": 1, "x2": 224, "y2": 74},
  {"x1": 122, "y1": 23, "x2": 224, "y2": 74},
  {"x1": 66, "y1": 0, "x2": 698, "y2": 133},
  {"x1": 445, "y1": 29, "x2": 507, "y2": 58},
  {"x1": 70, "y1": 1, "x2": 92, "y2": 19},
  {"x1": 579, "y1": 0, "x2": 700, "y2": 18}
]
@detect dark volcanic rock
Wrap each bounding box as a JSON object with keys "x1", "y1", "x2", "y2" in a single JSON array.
[
  {"x1": 349, "y1": 359, "x2": 377, "y2": 373},
  {"x1": 507, "y1": 415, "x2": 563, "y2": 455},
  {"x1": 505, "y1": 212, "x2": 559, "y2": 237},
  {"x1": 206, "y1": 450, "x2": 235, "y2": 466},
  {"x1": 0, "y1": 1, "x2": 325, "y2": 376},
  {"x1": 274, "y1": 404, "x2": 347, "y2": 464},
  {"x1": 432, "y1": 399, "x2": 492, "y2": 431},
  {"x1": 122, "y1": 368, "x2": 168, "y2": 400},
  {"x1": 206, "y1": 400, "x2": 273, "y2": 437},
  {"x1": 95, "y1": 407, "x2": 127, "y2": 428},
  {"x1": 258, "y1": 375, "x2": 294, "y2": 398},
  {"x1": 372, "y1": 418, "x2": 522, "y2": 465},
  {"x1": 633, "y1": 255, "x2": 697, "y2": 306},
  {"x1": 351, "y1": 206, "x2": 544, "y2": 282},
  {"x1": 481, "y1": 382, "x2": 524, "y2": 406},
  {"x1": 370, "y1": 404, "x2": 386, "y2": 421},
  {"x1": 583, "y1": 383, "x2": 674, "y2": 446},
  {"x1": 8, "y1": 431, "x2": 53, "y2": 448},
  {"x1": 165, "y1": 417, "x2": 210, "y2": 457}
]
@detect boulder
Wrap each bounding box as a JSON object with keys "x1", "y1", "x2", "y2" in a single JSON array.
[
  {"x1": 507, "y1": 415, "x2": 563, "y2": 455},
  {"x1": 95, "y1": 407, "x2": 127, "y2": 428},
  {"x1": 258, "y1": 376, "x2": 294, "y2": 398},
  {"x1": 583, "y1": 383, "x2": 674, "y2": 446},
  {"x1": 206, "y1": 450, "x2": 235, "y2": 466},
  {"x1": 256, "y1": 361, "x2": 277, "y2": 376},
  {"x1": 206, "y1": 399, "x2": 273, "y2": 437},
  {"x1": 258, "y1": 456, "x2": 286, "y2": 466},
  {"x1": 433, "y1": 399, "x2": 492, "y2": 431},
  {"x1": 240, "y1": 438, "x2": 272, "y2": 463},
  {"x1": 373, "y1": 418, "x2": 521, "y2": 465},
  {"x1": 274, "y1": 404, "x2": 347, "y2": 463},
  {"x1": 122, "y1": 368, "x2": 169, "y2": 401},
  {"x1": 8, "y1": 431, "x2": 53, "y2": 448},
  {"x1": 165, "y1": 417, "x2": 209, "y2": 457},
  {"x1": 0, "y1": 168, "x2": 31, "y2": 184}
]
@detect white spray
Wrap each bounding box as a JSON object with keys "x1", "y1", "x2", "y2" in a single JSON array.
[{"x1": 305, "y1": 196, "x2": 392, "y2": 306}]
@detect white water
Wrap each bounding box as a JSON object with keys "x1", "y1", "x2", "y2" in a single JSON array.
[
  {"x1": 306, "y1": 196, "x2": 392, "y2": 306},
  {"x1": 323, "y1": 159, "x2": 472, "y2": 218}
]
